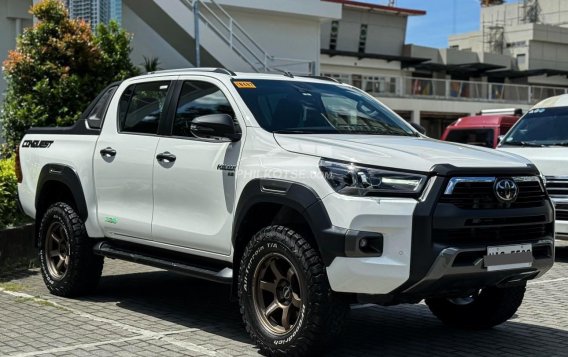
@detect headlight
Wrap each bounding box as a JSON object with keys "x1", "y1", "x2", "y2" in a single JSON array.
[{"x1": 319, "y1": 159, "x2": 428, "y2": 197}]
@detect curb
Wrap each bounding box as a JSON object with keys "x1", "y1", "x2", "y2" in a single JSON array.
[{"x1": 0, "y1": 223, "x2": 36, "y2": 271}]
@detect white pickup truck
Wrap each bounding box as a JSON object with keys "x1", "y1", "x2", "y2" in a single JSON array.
[
  {"x1": 498, "y1": 94, "x2": 568, "y2": 246},
  {"x1": 17, "y1": 69, "x2": 554, "y2": 356}
]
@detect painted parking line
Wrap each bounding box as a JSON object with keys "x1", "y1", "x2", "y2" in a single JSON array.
[
  {"x1": 528, "y1": 277, "x2": 568, "y2": 285},
  {"x1": 0, "y1": 288, "x2": 228, "y2": 357}
]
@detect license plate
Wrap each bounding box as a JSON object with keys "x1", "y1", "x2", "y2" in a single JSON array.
[{"x1": 484, "y1": 244, "x2": 533, "y2": 271}]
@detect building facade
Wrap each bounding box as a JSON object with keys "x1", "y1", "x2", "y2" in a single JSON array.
[
  {"x1": 110, "y1": 0, "x2": 121, "y2": 24},
  {"x1": 0, "y1": 0, "x2": 33, "y2": 100},
  {"x1": 66, "y1": 0, "x2": 111, "y2": 29},
  {"x1": 320, "y1": 0, "x2": 568, "y2": 138}
]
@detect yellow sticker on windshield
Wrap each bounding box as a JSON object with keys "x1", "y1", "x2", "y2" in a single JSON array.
[{"x1": 234, "y1": 81, "x2": 256, "y2": 89}]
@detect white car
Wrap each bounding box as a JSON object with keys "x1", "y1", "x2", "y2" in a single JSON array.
[
  {"x1": 17, "y1": 69, "x2": 554, "y2": 356},
  {"x1": 498, "y1": 94, "x2": 568, "y2": 246}
]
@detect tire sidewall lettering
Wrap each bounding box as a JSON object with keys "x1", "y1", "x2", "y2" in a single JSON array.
[{"x1": 241, "y1": 238, "x2": 307, "y2": 347}]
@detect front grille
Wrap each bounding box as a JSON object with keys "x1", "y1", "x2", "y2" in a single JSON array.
[
  {"x1": 556, "y1": 204, "x2": 568, "y2": 221},
  {"x1": 440, "y1": 177, "x2": 546, "y2": 209},
  {"x1": 546, "y1": 176, "x2": 568, "y2": 197},
  {"x1": 434, "y1": 224, "x2": 550, "y2": 245}
]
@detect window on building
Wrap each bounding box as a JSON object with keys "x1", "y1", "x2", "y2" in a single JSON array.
[
  {"x1": 118, "y1": 81, "x2": 171, "y2": 134},
  {"x1": 517, "y1": 53, "x2": 527, "y2": 66},
  {"x1": 358, "y1": 24, "x2": 368, "y2": 53},
  {"x1": 173, "y1": 81, "x2": 236, "y2": 138},
  {"x1": 329, "y1": 20, "x2": 339, "y2": 51}
]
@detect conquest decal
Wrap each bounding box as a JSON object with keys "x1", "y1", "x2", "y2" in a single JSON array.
[{"x1": 22, "y1": 140, "x2": 54, "y2": 148}]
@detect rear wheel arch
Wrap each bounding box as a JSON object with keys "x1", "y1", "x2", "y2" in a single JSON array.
[{"x1": 35, "y1": 165, "x2": 88, "y2": 231}]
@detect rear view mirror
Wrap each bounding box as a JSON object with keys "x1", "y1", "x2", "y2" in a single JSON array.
[
  {"x1": 190, "y1": 114, "x2": 241, "y2": 142},
  {"x1": 410, "y1": 122, "x2": 426, "y2": 135}
]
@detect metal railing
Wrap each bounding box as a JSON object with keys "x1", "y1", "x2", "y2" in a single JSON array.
[
  {"x1": 183, "y1": 0, "x2": 315, "y2": 74},
  {"x1": 331, "y1": 74, "x2": 568, "y2": 104}
]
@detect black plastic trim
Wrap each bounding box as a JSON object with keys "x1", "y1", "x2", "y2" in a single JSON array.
[
  {"x1": 234, "y1": 179, "x2": 342, "y2": 265},
  {"x1": 391, "y1": 164, "x2": 552, "y2": 296},
  {"x1": 36, "y1": 164, "x2": 89, "y2": 221},
  {"x1": 93, "y1": 240, "x2": 233, "y2": 284}
]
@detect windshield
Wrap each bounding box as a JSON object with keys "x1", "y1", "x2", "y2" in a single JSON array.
[
  {"x1": 502, "y1": 106, "x2": 568, "y2": 147},
  {"x1": 445, "y1": 129, "x2": 495, "y2": 148},
  {"x1": 233, "y1": 79, "x2": 416, "y2": 136}
]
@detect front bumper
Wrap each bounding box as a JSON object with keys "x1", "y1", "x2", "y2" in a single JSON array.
[{"x1": 323, "y1": 165, "x2": 555, "y2": 299}]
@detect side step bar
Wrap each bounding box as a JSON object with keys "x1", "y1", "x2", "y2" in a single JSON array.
[{"x1": 93, "y1": 241, "x2": 233, "y2": 284}]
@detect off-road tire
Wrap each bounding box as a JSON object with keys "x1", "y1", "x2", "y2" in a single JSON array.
[
  {"x1": 38, "y1": 202, "x2": 104, "y2": 297},
  {"x1": 425, "y1": 285, "x2": 526, "y2": 329},
  {"x1": 238, "y1": 225, "x2": 349, "y2": 356}
]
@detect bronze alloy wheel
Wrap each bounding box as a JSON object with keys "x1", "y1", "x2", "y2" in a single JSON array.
[
  {"x1": 44, "y1": 221, "x2": 70, "y2": 280},
  {"x1": 252, "y1": 252, "x2": 303, "y2": 335}
]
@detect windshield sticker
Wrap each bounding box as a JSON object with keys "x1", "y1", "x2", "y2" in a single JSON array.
[
  {"x1": 234, "y1": 81, "x2": 256, "y2": 89},
  {"x1": 528, "y1": 108, "x2": 546, "y2": 114}
]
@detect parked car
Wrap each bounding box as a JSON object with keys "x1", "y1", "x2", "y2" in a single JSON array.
[
  {"x1": 17, "y1": 69, "x2": 554, "y2": 356},
  {"x1": 498, "y1": 96, "x2": 568, "y2": 246},
  {"x1": 441, "y1": 109, "x2": 522, "y2": 148}
]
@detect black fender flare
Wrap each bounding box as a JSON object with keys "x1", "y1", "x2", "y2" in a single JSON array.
[
  {"x1": 35, "y1": 164, "x2": 89, "y2": 221},
  {"x1": 232, "y1": 179, "x2": 347, "y2": 266}
]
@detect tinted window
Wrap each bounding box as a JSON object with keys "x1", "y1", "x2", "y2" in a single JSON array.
[
  {"x1": 233, "y1": 79, "x2": 415, "y2": 136},
  {"x1": 173, "y1": 81, "x2": 235, "y2": 137},
  {"x1": 118, "y1": 81, "x2": 170, "y2": 134},
  {"x1": 503, "y1": 107, "x2": 568, "y2": 146},
  {"x1": 445, "y1": 129, "x2": 495, "y2": 148},
  {"x1": 86, "y1": 86, "x2": 117, "y2": 129}
]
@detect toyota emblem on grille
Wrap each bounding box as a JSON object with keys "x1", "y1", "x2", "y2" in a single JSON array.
[{"x1": 494, "y1": 178, "x2": 519, "y2": 203}]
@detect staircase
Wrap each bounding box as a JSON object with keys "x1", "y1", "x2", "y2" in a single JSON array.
[{"x1": 123, "y1": 0, "x2": 316, "y2": 74}]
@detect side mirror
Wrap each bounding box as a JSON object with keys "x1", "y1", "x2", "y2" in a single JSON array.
[
  {"x1": 410, "y1": 122, "x2": 426, "y2": 135},
  {"x1": 190, "y1": 114, "x2": 241, "y2": 142}
]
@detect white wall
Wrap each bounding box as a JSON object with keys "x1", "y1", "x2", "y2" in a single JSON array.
[
  {"x1": 225, "y1": 7, "x2": 324, "y2": 74},
  {"x1": 0, "y1": 0, "x2": 33, "y2": 99},
  {"x1": 122, "y1": 5, "x2": 192, "y2": 71},
  {"x1": 321, "y1": 7, "x2": 407, "y2": 56}
]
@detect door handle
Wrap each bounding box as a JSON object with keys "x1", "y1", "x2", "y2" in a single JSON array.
[
  {"x1": 156, "y1": 152, "x2": 176, "y2": 163},
  {"x1": 100, "y1": 147, "x2": 117, "y2": 157}
]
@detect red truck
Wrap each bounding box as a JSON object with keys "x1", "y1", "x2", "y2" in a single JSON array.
[{"x1": 441, "y1": 109, "x2": 522, "y2": 148}]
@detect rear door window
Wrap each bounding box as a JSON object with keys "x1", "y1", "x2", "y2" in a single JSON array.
[{"x1": 118, "y1": 81, "x2": 171, "y2": 135}]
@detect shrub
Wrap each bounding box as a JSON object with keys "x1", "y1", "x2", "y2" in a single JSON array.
[
  {"x1": 0, "y1": 158, "x2": 28, "y2": 229},
  {"x1": 1, "y1": 0, "x2": 139, "y2": 149}
]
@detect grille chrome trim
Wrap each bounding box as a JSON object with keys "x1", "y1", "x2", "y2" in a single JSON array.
[
  {"x1": 545, "y1": 176, "x2": 568, "y2": 198},
  {"x1": 444, "y1": 176, "x2": 542, "y2": 195},
  {"x1": 444, "y1": 177, "x2": 495, "y2": 195}
]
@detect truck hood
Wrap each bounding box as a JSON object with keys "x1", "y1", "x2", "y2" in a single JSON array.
[
  {"x1": 274, "y1": 134, "x2": 531, "y2": 173},
  {"x1": 498, "y1": 147, "x2": 568, "y2": 177}
]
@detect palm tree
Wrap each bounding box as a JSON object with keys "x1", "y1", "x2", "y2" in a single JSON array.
[{"x1": 141, "y1": 56, "x2": 161, "y2": 73}]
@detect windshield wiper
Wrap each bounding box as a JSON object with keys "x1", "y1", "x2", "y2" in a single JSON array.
[
  {"x1": 550, "y1": 142, "x2": 568, "y2": 147},
  {"x1": 501, "y1": 141, "x2": 545, "y2": 147}
]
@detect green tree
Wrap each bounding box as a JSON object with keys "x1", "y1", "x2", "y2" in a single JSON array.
[{"x1": 1, "y1": 0, "x2": 139, "y2": 149}]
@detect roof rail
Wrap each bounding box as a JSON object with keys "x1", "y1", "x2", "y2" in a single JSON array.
[
  {"x1": 213, "y1": 68, "x2": 237, "y2": 76},
  {"x1": 147, "y1": 67, "x2": 237, "y2": 76},
  {"x1": 300, "y1": 75, "x2": 341, "y2": 83}
]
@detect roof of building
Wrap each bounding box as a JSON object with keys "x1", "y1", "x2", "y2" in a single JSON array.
[
  {"x1": 323, "y1": 0, "x2": 426, "y2": 16},
  {"x1": 321, "y1": 49, "x2": 430, "y2": 66}
]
